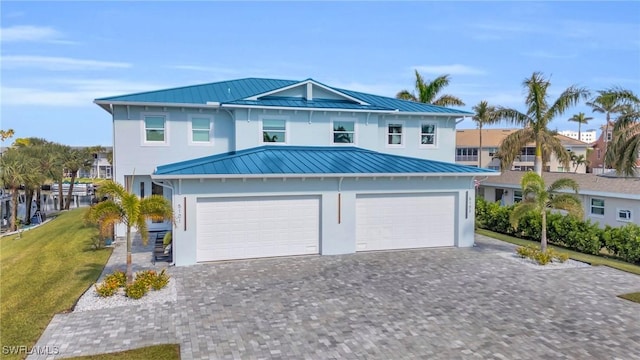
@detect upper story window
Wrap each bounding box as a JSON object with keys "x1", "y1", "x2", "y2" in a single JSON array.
[
  {"x1": 590, "y1": 198, "x2": 605, "y2": 216},
  {"x1": 144, "y1": 115, "x2": 166, "y2": 143},
  {"x1": 386, "y1": 122, "x2": 403, "y2": 146},
  {"x1": 420, "y1": 123, "x2": 436, "y2": 146},
  {"x1": 262, "y1": 119, "x2": 286, "y2": 143},
  {"x1": 190, "y1": 115, "x2": 213, "y2": 144},
  {"x1": 333, "y1": 120, "x2": 355, "y2": 144}
]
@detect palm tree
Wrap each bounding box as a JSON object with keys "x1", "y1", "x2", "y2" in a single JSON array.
[
  {"x1": 396, "y1": 70, "x2": 465, "y2": 107},
  {"x1": 567, "y1": 112, "x2": 593, "y2": 142},
  {"x1": 570, "y1": 153, "x2": 589, "y2": 173},
  {"x1": 0, "y1": 129, "x2": 14, "y2": 142},
  {"x1": 85, "y1": 180, "x2": 173, "y2": 283},
  {"x1": 64, "y1": 148, "x2": 94, "y2": 210},
  {"x1": 510, "y1": 172, "x2": 583, "y2": 252},
  {"x1": 605, "y1": 104, "x2": 640, "y2": 176},
  {"x1": 0, "y1": 148, "x2": 37, "y2": 231},
  {"x1": 495, "y1": 72, "x2": 590, "y2": 176},
  {"x1": 472, "y1": 101, "x2": 500, "y2": 168}
]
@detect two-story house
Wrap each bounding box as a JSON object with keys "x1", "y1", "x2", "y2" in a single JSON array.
[
  {"x1": 455, "y1": 129, "x2": 591, "y2": 173},
  {"x1": 95, "y1": 78, "x2": 497, "y2": 266}
]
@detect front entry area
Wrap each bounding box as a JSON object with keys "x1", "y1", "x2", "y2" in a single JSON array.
[
  {"x1": 196, "y1": 195, "x2": 320, "y2": 262},
  {"x1": 355, "y1": 193, "x2": 455, "y2": 251}
]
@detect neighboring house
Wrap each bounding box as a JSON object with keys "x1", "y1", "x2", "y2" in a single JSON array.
[
  {"x1": 455, "y1": 129, "x2": 591, "y2": 173},
  {"x1": 479, "y1": 171, "x2": 640, "y2": 228},
  {"x1": 558, "y1": 129, "x2": 597, "y2": 143},
  {"x1": 76, "y1": 146, "x2": 113, "y2": 179},
  {"x1": 588, "y1": 122, "x2": 614, "y2": 174},
  {"x1": 95, "y1": 77, "x2": 497, "y2": 266}
]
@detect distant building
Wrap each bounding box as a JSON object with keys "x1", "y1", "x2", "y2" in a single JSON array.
[{"x1": 558, "y1": 129, "x2": 597, "y2": 143}]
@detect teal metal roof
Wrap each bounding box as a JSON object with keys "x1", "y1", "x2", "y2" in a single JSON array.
[
  {"x1": 153, "y1": 146, "x2": 496, "y2": 178},
  {"x1": 96, "y1": 78, "x2": 471, "y2": 115}
]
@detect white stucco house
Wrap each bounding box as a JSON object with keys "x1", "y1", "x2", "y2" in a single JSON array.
[{"x1": 95, "y1": 78, "x2": 497, "y2": 266}]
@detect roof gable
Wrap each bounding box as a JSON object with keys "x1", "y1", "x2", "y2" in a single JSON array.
[
  {"x1": 153, "y1": 146, "x2": 496, "y2": 178},
  {"x1": 245, "y1": 79, "x2": 368, "y2": 105}
]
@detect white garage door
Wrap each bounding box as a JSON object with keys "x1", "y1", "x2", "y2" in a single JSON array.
[
  {"x1": 196, "y1": 195, "x2": 320, "y2": 262},
  {"x1": 356, "y1": 193, "x2": 455, "y2": 251}
]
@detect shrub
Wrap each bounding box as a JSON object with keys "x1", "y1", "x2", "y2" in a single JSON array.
[
  {"x1": 162, "y1": 232, "x2": 172, "y2": 247},
  {"x1": 516, "y1": 245, "x2": 537, "y2": 258},
  {"x1": 151, "y1": 269, "x2": 170, "y2": 291},
  {"x1": 104, "y1": 270, "x2": 127, "y2": 288},
  {"x1": 95, "y1": 278, "x2": 119, "y2": 297},
  {"x1": 603, "y1": 223, "x2": 640, "y2": 264},
  {"x1": 515, "y1": 246, "x2": 569, "y2": 265},
  {"x1": 125, "y1": 280, "x2": 148, "y2": 299}
]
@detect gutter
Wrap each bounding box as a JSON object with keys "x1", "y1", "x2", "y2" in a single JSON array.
[{"x1": 151, "y1": 171, "x2": 501, "y2": 181}]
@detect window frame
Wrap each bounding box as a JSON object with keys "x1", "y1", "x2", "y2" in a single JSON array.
[
  {"x1": 513, "y1": 190, "x2": 523, "y2": 203},
  {"x1": 260, "y1": 116, "x2": 289, "y2": 144},
  {"x1": 331, "y1": 118, "x2": 357, "y2": 145},
  {"x1": 188, "y1": 114, "x2": 214, "y2": 146},
  {"x1": 419, "y1": 122, "x2": 437, "y2": 148},
  {"x1": 590, "y1": 198, "x2": 605, "y2": 217},
  {"x1": 141, "y1": 113, "x2": 170, "y2": 146},
  {"x1": 616, "y1": 208, "x2": 632, "y2": 222},
  {"x1": 385, "y1": 120, "x2": 404, "y2": 147}
]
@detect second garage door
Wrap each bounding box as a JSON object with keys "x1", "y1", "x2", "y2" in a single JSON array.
[
  {"x1": 196, "y1": 195, "x2": 320, "y2": 262},
  {"x1": 356, "y1": 193, "x2": 455, "y2": 251}
]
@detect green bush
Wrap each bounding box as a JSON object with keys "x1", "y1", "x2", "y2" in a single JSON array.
[
  {"x1": 603, "y1": 223, "x2": 640, "y2": 264},
  {"x1": 515, "y1": 246, "x2": 568, "y2": 265},
  {"x1": 104, "y1": 270, "x2": 127, "y2": 288},
  {"x1": 125, "y1": 280, "x2": 149, "y2": 299},
  {"x1": 95, "y1": 278, "x2": 119, "y2": 297},
  {"x1": 151, "y1": 269, "x2": 170, "y2": 291},
  {"x1": 135, "y1": 270, "x2": 157, "y2": 289}
]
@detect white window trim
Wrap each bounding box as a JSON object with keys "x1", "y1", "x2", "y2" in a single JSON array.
[
  {"x1": 141, "y1": 112, "x2": 170, "y2": 146},
  {"x1": 513, "y1": 190, "x2": 523, "y2": 203},
  {"x1": 331, "y1": 117, "x2": 357, "y2": 145},
  {"x1": 419, "y1": 121, "x2": 438, "y2": 148},
  {"x1": 385, "y1": 120, "x2": 405, "y2": 148},
  {"x1": 188, "y1": 114, "x2": 214, "y2": 146},
  {"x1": 590, "y1": 197, "x2": 605, "y2": 217},
  {"x1": 259, "y1": 115, "x2": 289, "y2": 145},
  {"x1": 616, "y1": 208, "x2": 633, "y2": 222}
]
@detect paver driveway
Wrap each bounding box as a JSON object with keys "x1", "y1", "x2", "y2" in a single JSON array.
[{"x1": 31, "y1": 235, "x2": 640, "y2": 359}]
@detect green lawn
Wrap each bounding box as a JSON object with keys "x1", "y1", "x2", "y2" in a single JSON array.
[
  {"x1": 0, "y1": 208, "x2": 112, "y2": 360},
  {"x1": 476, "y1": 228, "x2": 640, "y2": 276},
  {"x1": 66, "y1": 344, "x2": 180, "y2": 360},
  {"x1": 618, "y1": 292, "x2": 640, "y2": 304}
]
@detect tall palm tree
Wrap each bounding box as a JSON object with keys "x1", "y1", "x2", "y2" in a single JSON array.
[
  {"x1": 605, "y1": 104, "x2": 640, "y2": 176},
  {"x1": 472, "y1": 101, "x2": 500, "y2": 168},
  {"x1": 495, "y1": 72, "x2": 590, "y2": 176},
  {"x1": 567, "y1": 112, "x2": 593, "y2": 142},
  {"x1": 0, "y1": 148, "x2": 37, "y2": 231},
  {"x1": 587, "y1": 88, "x2": 640, "y2": 166},
  {"x1": 510, "y1": 172, "x2": 583, "y2": 252},
  {"x1": 12, "y1": 138, "x2": 51, "y2": 222},
  {"x1": 0, "y1": 129, "x2": 14, "y2": 142},
  {"x1": 64, "y1": 148, "x2": 94, "y2": 210},
  {"x1": 85, "y1": 180, "x2": 173, "y2": 283},
  {"x1": 396, "y1": 70, "x2": 465, "y2": 107}
]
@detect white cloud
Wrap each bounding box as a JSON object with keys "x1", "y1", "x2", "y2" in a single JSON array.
[
  {"x1": 412, "y1": 64, "x2": 486, "y2": 76},
  {"x1": 1, "y1": 56, "x2": 131, "y2": 71},
  {"x1": 521, "y1": 50, "x2": 576, "y2": 59},
  {"x1": 0, "y1": 25, "x2": 69, "y2": 43}
]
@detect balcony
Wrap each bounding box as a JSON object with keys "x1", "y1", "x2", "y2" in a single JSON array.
[{"x1": 456, "y1": 155, "x2": 478, "y2": 162}]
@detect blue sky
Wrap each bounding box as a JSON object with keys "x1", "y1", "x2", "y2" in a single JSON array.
[{"x1": 1, "y1": 1, "x2": 639, "y2": 146}]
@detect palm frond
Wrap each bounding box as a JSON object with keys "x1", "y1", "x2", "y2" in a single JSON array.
[
  {"x1": 494, "y1": 107, "x2": 529, "y2": 126},
  {"x1": 549, "y1": 194, "x2": 584, "y2": 219},
  {"x1": 140, "y1": 195, "x2": 174, "y2": 223},
  {"x1": 433, "y1": 94, "x2": 465, "y2": 107},
  {"x1": 510, "y1": 202, "x2": 538, "y2": 229},
  {"x1": 547, "y1": 85, "x2": 591, "y2": 120},
  {"x1": 496, "y1": 128, "x2": 535, "y2": 170},
  {"x1": 540, "y1": 132, "x2": 571, "y2": 170},
  {"x1": 395, "y1": 90, "x2": 416, "y2": 101},
  {"x1": 547, "y1": 178, "x2": 580, "y2": 193},
  {"x1": 96, "y1": 180, "x2": 127, "y2": 200}
]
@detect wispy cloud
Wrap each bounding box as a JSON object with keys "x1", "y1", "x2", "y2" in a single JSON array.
[
  {"x1": 0, "y1": 25, "x2": 74, "y2": 44},
  {"x1": 521, "y1": 50, "x2": 576, "y2": 59},
  {"x1": 1, "y1": 79, "x2": 169, "y2": 107},
  {"x1": 1, "y1": 56, "x2": 131, "y2": 71},
  {"x1": 412, "y1": 64, "x2": 486, "y2": 76}
]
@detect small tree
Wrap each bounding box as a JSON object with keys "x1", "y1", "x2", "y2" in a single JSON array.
[
  {"x1": 396, "y1": 70, "x2": 465, "y2": 107},
  {"x1": 472, "y1": 101, "x2": 501, "y2": 168},
  {"x1": 85, "y1": 180, "x2": 173, "y2": 283},
  {"x1": 510, "y1": 172, "x2": 583, "y2": 252}
]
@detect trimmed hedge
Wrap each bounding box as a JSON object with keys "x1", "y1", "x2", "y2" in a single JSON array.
[{"x1": 476, "y1": 197, "x2": 640, "y2": 264}]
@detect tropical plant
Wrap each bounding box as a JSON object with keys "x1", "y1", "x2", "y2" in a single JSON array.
[
  {"x1": 85, "y1": 180, "x2": 173, "y2": 283},
  {"x1": 567, "y1": 112, "x2": 593, "y2": 142},
  {"x1": 63, "y1": 148, "x2": 94, "y2": 209},
  {"x1": 396, "y1": 70, "x2": 465, "y2": 107},
  {"x1": 570, "y1": 153, "x2": 589, "y2": 173},
  {"x1": 0, "y1": 129, "x2": 14, "y2": 142},
  {"x1": 510, "y1": 172, "x2": 583, "y2": 252},
  {"x1": 472, "y1": 101, "x2": 501, "y2": 168},
  {"x1": 605, "y1": 104, "x2": 640, "y2": 176},
  {"x1": 0, "y1": 148, "x2": 37, "y2": 231},
  {"x1": 495, "y1": 72, "x2": 590, "y2": 175}
]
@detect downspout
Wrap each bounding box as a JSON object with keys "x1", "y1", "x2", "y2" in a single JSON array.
[{"x1": 152, "y1": 179, "x2": 176, "y2": 266}]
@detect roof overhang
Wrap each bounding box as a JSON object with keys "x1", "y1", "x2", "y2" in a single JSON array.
[
  {"x1": 152, "y1": 172, "x2": 501, "y2": 180},
  {"x1": 480, "y1": 181, "x2": 640, "y2": 200},
  {"x1": 94, "y1": 100, "x2": 221, "y2": 114}
]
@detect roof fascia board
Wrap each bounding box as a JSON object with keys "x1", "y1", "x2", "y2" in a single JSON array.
[
  {"x1": 219, "y1": 103, "x2": 395, "y2": 114},
  {"x1": 152, "y1": 172, "x2": 500, "y2": 180},
  {"x1": 94, "y1": 100, "x2": 220, "y2": 109},
  {"x1": 244, "y1": 80, "x2": 370, "y2": 105}
]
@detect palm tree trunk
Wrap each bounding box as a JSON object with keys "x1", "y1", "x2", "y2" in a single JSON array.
[
  {"x1": 126, "y1": 226, "x2": 133, "y2": 284},
  {"x1": 541, "y1": 210, "x2": 547, "y2": 252},
  {"x1": 604, "y1": 112, "x2": 610, "y2": 168},
  {"x1": 478, "y1": 125, "x2": 483, "y2": 168},
  {"x1": 534, "y1": 143, "x2": 543, "y2": 176},
  {"x1": 65, "y1": 172, "x2": 76, "y2": 210},
  {"x1": 10, "y1": 187, "x2": 18, "y2": 232},
  {"x1": 577, "y1": 122, "x2": 582, "y2": 142},
  {"x1": 57, "y1": 179, "x2": 64, "y2": 210},
  {"x1": 25, "y1": 188, "x2": 34, "y2": 225}
]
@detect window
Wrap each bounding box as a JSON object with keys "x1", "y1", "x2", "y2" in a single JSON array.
[
  {"x1": 513, "y1": 190, "x2": 523, "y2": 203},
  {"x1": 456, "y1": 148, "x2": 478, "y2": 161},
  {"x1": 140, "y1": 182, "x2": 145, "y2": 198},
  {"x1": 190, "y1": 116, "x2": 212, "y2": 143},
  {"x1": 144, "y1": 116, "x2": 166, "y2": 142},
  {"x1": 617, "y1": 209, "x2": 632, "y2": 222},
  {"x1": 387, "y1": 122, "x2": 403, "y2": 146},
  {"x1": 606, "y1": 131, "x2": 612, "y2": 142},
  {"x1": 420, "y1": 123, "x2": 436, "y2": 146},
  {"x1": 333, "y1": 120, "x2": 355, "y2": 144},
  {"x1": 262, "y1": 119, "x2": 286, "y2": 143},
  {"x1": 590, "y1": 198, "x2": 605, "y2": 216}
]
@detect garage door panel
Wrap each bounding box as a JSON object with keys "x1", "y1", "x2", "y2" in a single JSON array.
[
  {"x1": 356, "y1": 193, "x2": 455, "y2": 251},
  {"x1": 197, "y1": 196, "x2": 320, "y2": 262}
]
